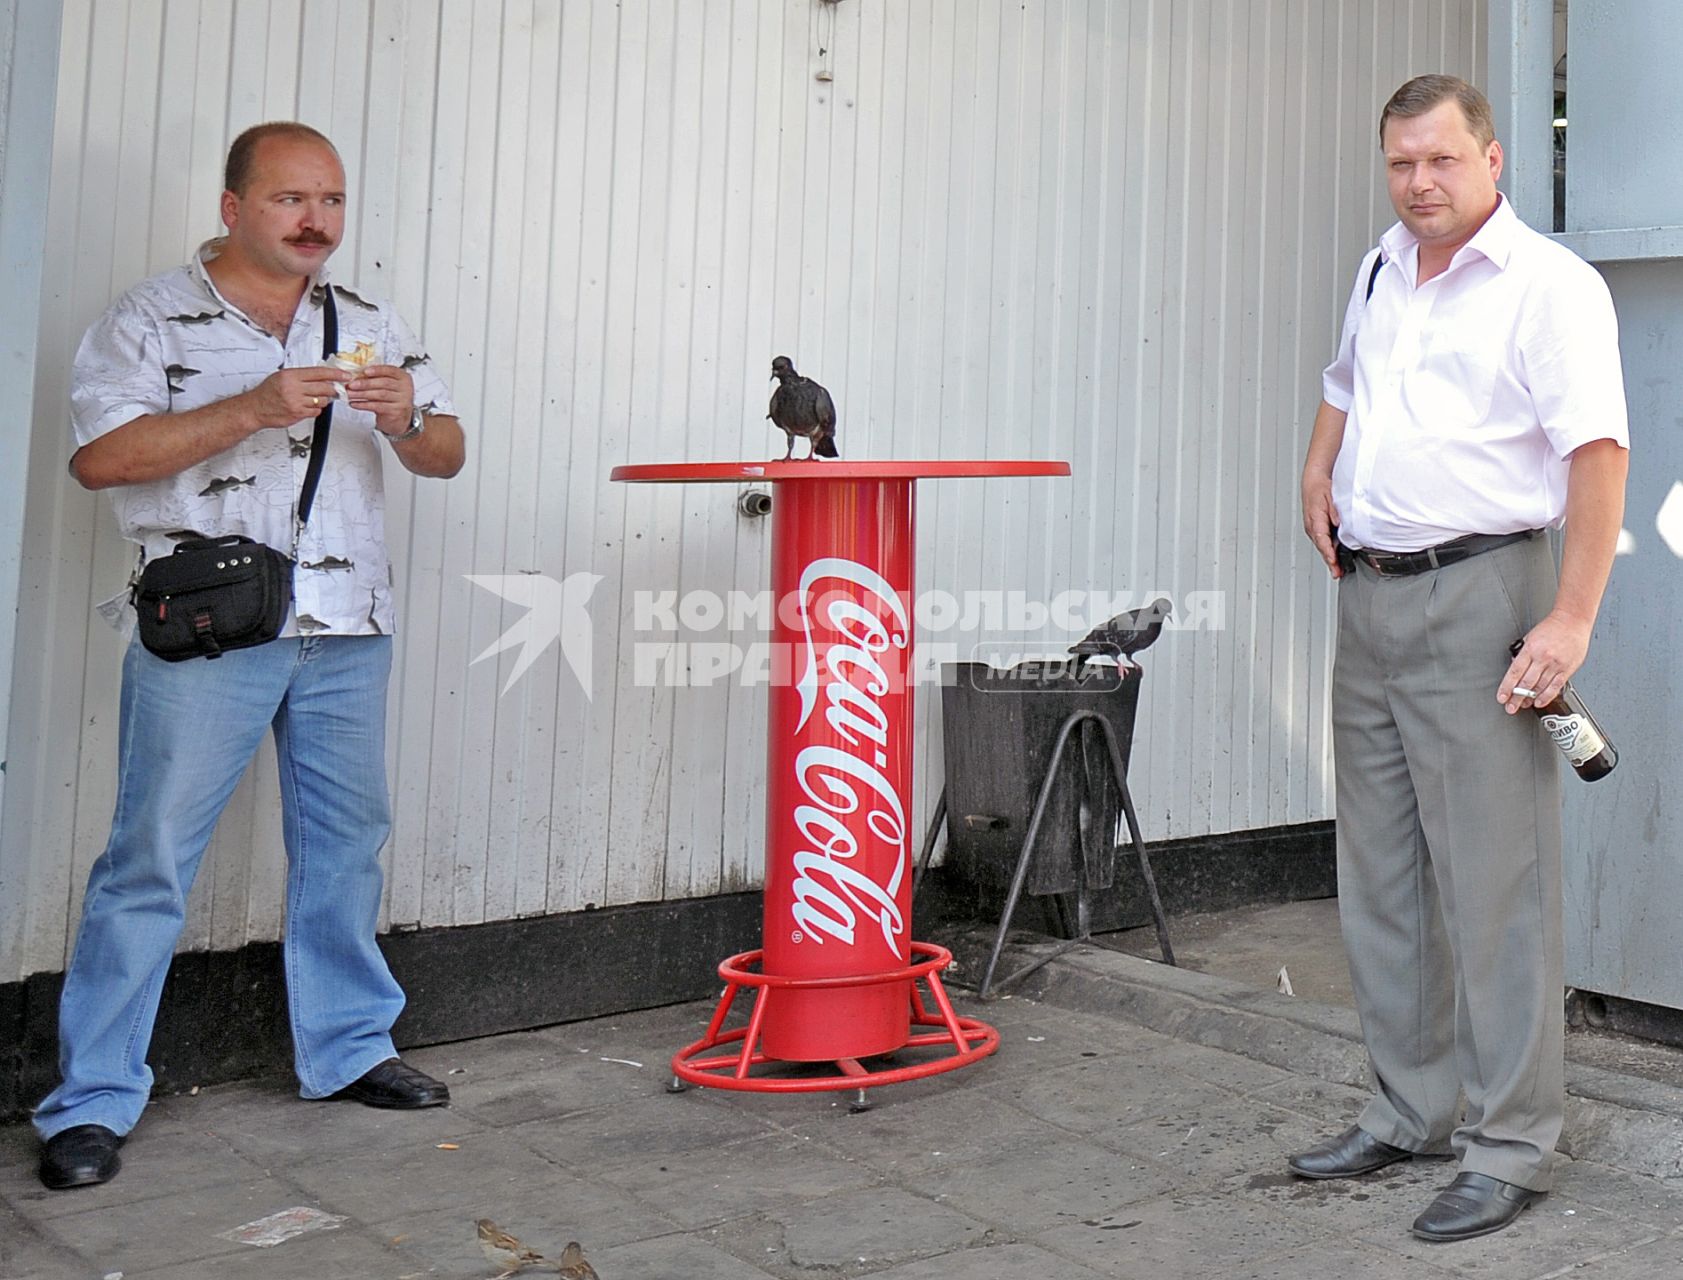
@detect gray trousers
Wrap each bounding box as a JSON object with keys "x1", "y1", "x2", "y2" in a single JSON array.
[{"x1": 1333, "y1": 533, "x2": 1563, "y2": 1191}]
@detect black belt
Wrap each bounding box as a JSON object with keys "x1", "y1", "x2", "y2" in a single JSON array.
[{"x1": 1346, "y1": 529, "x2": 1540, "y2": 578}]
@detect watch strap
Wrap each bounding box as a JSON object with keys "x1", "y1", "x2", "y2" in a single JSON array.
[{"x1": 386, "y1": 406, "x2": 425, "y2": 444}]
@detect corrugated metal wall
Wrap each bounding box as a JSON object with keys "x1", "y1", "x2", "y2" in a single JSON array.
[{"x1": 2, "y1": 0, "x2": 1484, "y2": 981}]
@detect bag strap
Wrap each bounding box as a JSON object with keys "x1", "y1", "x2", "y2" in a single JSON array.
[
  {"x1": 1364, "y1": 252, "x2": 1384, "y2": 303},
  {"x1": 297, "y1": 285, "x2": 337, "y2": 527}
]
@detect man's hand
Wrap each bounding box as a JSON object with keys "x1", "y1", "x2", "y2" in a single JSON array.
[
  {"x1": 1501, "y1": 614, "x2": 1593, "y2": 714},
  {"x1": 346, "y1": 365, "x2": 416, "y2": 436},
  {"x1": 1301, "y1": 399, "x2": 1350, "y2": 579},
  {"x1": 242, "y1": 367, "x2": 351, "y2": 428},
  {"x1": 71, "y1": 366, "x2": 349, "y2": 490},
  {"x1": 1302, "y1": 471, "x2": 1344, "y2": 579}
]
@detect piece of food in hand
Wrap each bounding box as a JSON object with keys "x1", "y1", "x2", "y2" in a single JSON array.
[
  {"x1": 323, "y1": 340, "x2": 377, "y2": 398},
  {"x1": 327, "y1": 339, "x2": 376, "y2": 373}
]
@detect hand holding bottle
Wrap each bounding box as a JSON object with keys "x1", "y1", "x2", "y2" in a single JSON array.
[{"x1": 1507, "y1": 639, "x2": 1618, "y2": 782}]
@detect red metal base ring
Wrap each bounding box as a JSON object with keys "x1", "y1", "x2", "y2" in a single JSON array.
[{"x1": 670, "y1": 942, "x2": 999, "y2": 1092}]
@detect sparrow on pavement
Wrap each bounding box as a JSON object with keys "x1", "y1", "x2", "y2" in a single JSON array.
[
  {"x1": 557, "y1": 1240, "x2": 601, "y2": 1279},
  {"x1": 475, "y1": 1218, "x2": 546, "y2": 1276}
]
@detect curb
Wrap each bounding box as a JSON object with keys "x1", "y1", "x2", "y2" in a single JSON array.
[{"x1": 974, "y1": 939, "x2": 1683, "y2": 1183}]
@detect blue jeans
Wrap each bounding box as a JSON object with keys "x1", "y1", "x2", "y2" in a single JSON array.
[{"x1": 33, "y1": 634, "x2": 406, "y2": 1140}]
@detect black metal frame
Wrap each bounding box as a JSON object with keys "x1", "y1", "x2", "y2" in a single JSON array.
[{"x1": 916, "y1": 708, "x2": 1176, "y2": 998}]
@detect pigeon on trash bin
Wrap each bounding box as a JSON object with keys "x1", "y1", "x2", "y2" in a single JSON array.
[
  {"x1": 768, "y1": 356, "x2": 839, "y2": 460},
  {"x1": 1069, "y1": 597, "x2": 1173, "y2": 674},
  {"x1": 476, "y1": 1218, "x2": 546, "y2": 1276},
  {"x1": 556, "y1": 1241, "x2": 601, "y2": 1279}
]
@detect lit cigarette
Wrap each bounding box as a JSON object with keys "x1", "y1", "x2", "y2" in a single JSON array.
[{"x1": 1513, "y1": 686, "x2": 1538, "y2": 698}]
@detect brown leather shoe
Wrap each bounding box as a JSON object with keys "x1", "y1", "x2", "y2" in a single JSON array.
[
  {"x1": 328, "y1": 1058, "x2": 449, "y2": 1109},
  {"x1": 39, "y1": 1124, "x2": 123, "y2": 1190},
  {"x1": 1412, "y1": 1172, "x2": 1543, "y2": 1241},
  {"x1": 1288, "y1": 1125, "x2": 1412, "y2": 1179}
]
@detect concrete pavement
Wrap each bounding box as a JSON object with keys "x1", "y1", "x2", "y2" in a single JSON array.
[{"x1": 7, "y1": 915, "x2": 1683, "y2": 1278}]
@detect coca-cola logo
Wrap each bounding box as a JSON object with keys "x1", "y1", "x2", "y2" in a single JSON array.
[{"x1": 788, "y1": 558, "x2": 911, "y2": 957}]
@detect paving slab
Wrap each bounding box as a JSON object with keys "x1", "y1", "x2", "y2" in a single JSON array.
[
  {"x1": 1552, "y1": 1158, "x2": 1683, "y2": 1232},
  {"x1": 122, "y1": 1228, "x2": 412, "y2": 1280},
  {"x1": 713, "y1": 1184, "x2": 992, "y2": 1276},
  {"x1": 1558, "y1": 1232, "x2": 1683, "y2": 1278},
  {"x1": 1351, "y1": 1195, "x2": 1666, "y2": 1280},
  {"x1": 1107, "y1": 1090, "x2": 1326, "y2": 1183},
  {"x1": 761, "y1": 1082, "x2": 1055, "y2": 1180},
  {"x1": 592, "y1": 1129, "x2": 882, "y2": 1230},
  {"x1": 1029, "y1": 1188, "x2": 1329, "y2": 1276},
  {"x1": 14, "y1": 905, "x2": 1683, "y2": 1280},
  {"x1": 983, "y1": 1054, "x2": 1240, "y2": 1148},
  {"x1": 0, "y1": 1200, "x2": 97, "y2": 1280},
  {"x1": 377, "y1": 1183, "x2": 677, "y2": 1278},
  {"x1": 26, "y1": 1174, "x2": 326, "y2": 1275},
  {"x1": 587, "y1": 1228, "x2": 784, "y2": 1279},
  {"x1": 152, "y1": 1079, "x2": 482, "y2": 1172},
  {"x1": 866, "y1": 1240, "x2": 1111, "y2": 1279},
  {"x1": 278, "y1": 1125, "x2": 575, "y2": 1227},
  {"x1": 913, "y1": 1133, "x2": 1185, "y2": 1235},
  {"x1": 507, "y1": 1085, "x2": 777, "y2": 1173},
  {"x1": 1005, "y1": 933, "x2": 1683, "y2": 1183},
  {"x1": 1212, "y1": 1236, "x2": 1465, "y2": 1280}
]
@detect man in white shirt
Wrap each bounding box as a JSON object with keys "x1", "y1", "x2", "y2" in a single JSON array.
[
  {"x1": 34, "y1": 123, "x2": 467, "y2": 1191},
  {"x1": 1291, "y1": 76, "x2": 1629, "y2": 1242}
]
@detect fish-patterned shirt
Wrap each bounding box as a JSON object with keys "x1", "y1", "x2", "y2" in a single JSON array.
[{"x1": 72, "y1": 239, "x2": 455, "y2": 636}]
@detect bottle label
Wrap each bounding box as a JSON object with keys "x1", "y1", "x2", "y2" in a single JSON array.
[{"x1": 1540, "y1": 712, "x2": 1606, "y2": 767}]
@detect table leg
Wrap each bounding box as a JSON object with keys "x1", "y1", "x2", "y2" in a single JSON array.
[{"x1": 761, "y1": 476, "x2": 915, "y2": 1061}]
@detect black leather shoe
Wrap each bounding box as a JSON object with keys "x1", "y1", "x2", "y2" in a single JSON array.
[
  {"x1": 329, "y1": 1057, "x2": 449, "y2": 1109},
  {"x1": 1288, "y1": 1125, "x2": 1412, "y2": 1179},
  {"x1": 39, "y1": 1124, "x2": 123, "y2": 1190},
  {"x1": 1412, "y1": 1172, "x2": 1543, "y2": 1241}
]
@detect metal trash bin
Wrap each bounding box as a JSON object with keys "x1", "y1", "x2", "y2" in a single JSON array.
[{"x1": 938, "y1": 660, "x2": 1143, "y2": 896}]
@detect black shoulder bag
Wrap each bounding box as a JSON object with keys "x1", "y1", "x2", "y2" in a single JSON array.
[{"x1": 134, "y1": 287, "x2": 338, "y2": 661}]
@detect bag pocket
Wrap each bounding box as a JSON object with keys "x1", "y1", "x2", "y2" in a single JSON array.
[{"x1": 134, "y1": 536, "x2": 292, "y2": 661}]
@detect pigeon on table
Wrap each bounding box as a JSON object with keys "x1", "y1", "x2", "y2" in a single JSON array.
[
  {"x1": 767, "y1": 355, "x2": 838, "y2": 460},
  {"x1": 1068, "y1": 597, "x2": 1173, "y2": 674}
]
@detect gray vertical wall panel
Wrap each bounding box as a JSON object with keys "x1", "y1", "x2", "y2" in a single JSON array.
[
  {"x1": 1563, "y1": 260, "x2": 1683, "y2": 1008},
  {"x1": 0, "y1": 0, "x2": 65, "y2": 989},
  {"x1": 4, "y1": 0, "x2": 1484, "y2": 980},
  {"x1": 1547, "y1": 1, "x2": 1683, "y2": 1008}
]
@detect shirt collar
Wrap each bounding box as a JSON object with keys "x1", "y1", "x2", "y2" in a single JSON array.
[
  {"x1": 1377, "y1": 192, "x2": 1517, "y2": 274},
  {"x1": 189, "y1": 237, "x2": 333, "y2": 311}
]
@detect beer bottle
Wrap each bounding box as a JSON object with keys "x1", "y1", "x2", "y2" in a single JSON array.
[{"x1": 1507, "y1": 639, "x2": 1618, "y2": 782}]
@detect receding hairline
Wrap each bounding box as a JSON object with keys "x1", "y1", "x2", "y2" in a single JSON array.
[{"x1": 224, "y1": 122, "x2": 341, "y2": 195}]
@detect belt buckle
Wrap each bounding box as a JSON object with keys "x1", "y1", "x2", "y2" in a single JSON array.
[{"x1": 1365, "y1": 553, "x2": 1393, "y2": 577}]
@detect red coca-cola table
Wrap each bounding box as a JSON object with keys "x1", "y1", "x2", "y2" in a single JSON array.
[{"x1": 611, "y1": 460, "x2": 1069, "y2": 1094}]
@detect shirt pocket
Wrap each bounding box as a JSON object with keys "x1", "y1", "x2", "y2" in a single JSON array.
[{"x1": 1402, "y1": 344, "x2": 1501, "y2": 431}]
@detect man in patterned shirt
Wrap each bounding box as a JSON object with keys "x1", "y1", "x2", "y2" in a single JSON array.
[{"x1": 35, "y1": 122, "x2": 466, "y2": 1191}]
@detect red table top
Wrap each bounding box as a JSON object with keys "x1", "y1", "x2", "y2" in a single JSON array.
[{"x1": 610, "y1": 460, "x2": 1070, "y2": 483}]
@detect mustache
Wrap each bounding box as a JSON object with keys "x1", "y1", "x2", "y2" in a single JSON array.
[{"x1": 286, "y1": 232, "x2": 332, "y2": 246}]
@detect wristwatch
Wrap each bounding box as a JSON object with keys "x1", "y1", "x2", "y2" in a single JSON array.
[{"x1": 386, "y1": 406, "x2": 425, "y2": 444}]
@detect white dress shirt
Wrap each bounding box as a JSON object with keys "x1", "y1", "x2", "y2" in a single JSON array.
[
  {"x1": 73, "y1": 240, "x2": 456, "y2": 636},
  {"x1": 1322, "y1": 195, "x2": 1629, "y2": 553}
]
